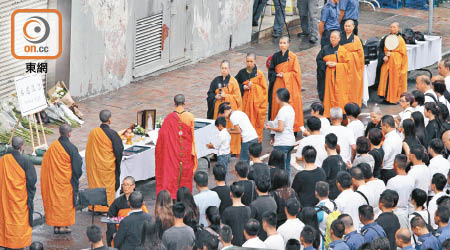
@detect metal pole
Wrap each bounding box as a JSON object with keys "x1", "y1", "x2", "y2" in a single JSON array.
[{"x1": 428, "y1": 0, "x2": 433, "y2": 34}]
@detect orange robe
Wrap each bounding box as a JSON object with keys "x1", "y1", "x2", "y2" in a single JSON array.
[
  {"x1": 317, "y1": 45, "x2": 351, "y2": 117},
  {"x1": 268, "y1": 50, "x2": 304, "y2": 132},
  {"x1": 212, "y1": 76, "x2": 243, "y2": 155},
  {"x1": 236, "y1": 67, "x2": 268, "y2": 142},
  {"x1": 0, "y1": 153, "x2": 36, "y2": 249},
  {"x1": 41, "y1": 137, "x2": 82, "y2": 227},
  {"x1": 341, "y1": 34, "x2": 365, "y2": 106},
  {"x1": 377, "y1": 34, "x2": 408, "y2": 103},
  {"x1": 155, "y1": 106, "x2": 198, "y2": 199},
  {"x1": 86, "y1": 124, "x2": 124, "y2": 212}
]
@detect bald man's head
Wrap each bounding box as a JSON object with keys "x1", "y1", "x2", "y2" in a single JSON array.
[
  {"x1": 11, "y1": 136, "x2": 24, "y2": 150},
  {"x1": 280, "y1": 36, "x2": 290, "y2": 43},
  {"x1": 395, "y1": 228, "x2": 411, "y2": 247},
  {"x1": 59, "y1": 123, "x2": 72, "y2": 137},
  {"x1": 442, "y1": 130, "x2": 450, "y2": 151},
  {"x1": 390, "y1": 22, "x2": 400, "y2": 34},
  {"x1": 99, "y1": 110, "x2": 112, "y2": 123},
  {"x1": 174, "y1": 94, "x2": 185, "y2": 106}
]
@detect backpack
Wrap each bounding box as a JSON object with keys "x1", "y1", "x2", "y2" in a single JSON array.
[
  {"x1": 425, "y1": 93, "x2": 441, "y2": 105},
  {"x1": 315, "y1": 200, "x2": 340, "y2": 248},
  {"x1": 414, "y1": 31, "x2": 426, "y2": 41},
  {"x1": 364, "y1": 37, "x2": 379, "y2": 63},
  {"x1": 403, "y1": 28, "x2": 416, "y2": 45}
]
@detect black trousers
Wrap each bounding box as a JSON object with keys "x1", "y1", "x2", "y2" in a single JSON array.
[
  {"x1": 340, "y1": 19, "x2": 359, "y2": 35},
  {"x1": 380, "y1": 169, "x2": 396, "y2": 184}
]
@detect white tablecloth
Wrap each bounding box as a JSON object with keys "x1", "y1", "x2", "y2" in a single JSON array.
[
  {"x1": 80, "y1": 118, "x2": 218, "y2": 184},
  {"x1": 363, "y1": 35, "x2": 442, "y2": 104}
]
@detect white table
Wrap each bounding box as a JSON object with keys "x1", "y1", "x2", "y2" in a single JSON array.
[
  {"x1": 362, "y1": 35, "x2": 442, "y2": 104},
  {"x1": 80, "y1": 119, "x2": 218, "y2": 185}
]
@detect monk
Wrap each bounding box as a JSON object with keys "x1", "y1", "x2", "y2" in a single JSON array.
[
  {"x1": 156, "y1": 94, "x2": 198, "y2": 199},
  {"x1": 207, "y1": 60, "x2": 243, "y2": 155},
  {"x1": 316, "y1": 31, "x2": 351, "y2": 117},
  {"x1": 235, "y1": 53, "x2": 268, "y2": 142},
  {"x1": 106, "y1": 176, "x2": 149, "y2": 246},
  {"x1": 86, "y1": 110, "x2": 124, "y2": 212},
  {"x1": 41, "y1": 124, "x2": 82, "y2": 234},
  {"x1": 340, "y1": 20, "x2": 364, "y2": 107},
  {"x1": 0, "y1": 136, "x2": 37, "y2": 249},
  {"x1": 268, "y1": 36, "x2": 304, "y2": 132},
  {"x1": 377, "y1": 22, "x2": 408, "y2": 104}
]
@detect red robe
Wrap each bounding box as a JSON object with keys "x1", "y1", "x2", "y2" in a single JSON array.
[{"x1": 155, "y1": 112, "x2": 197, "y2": 199}]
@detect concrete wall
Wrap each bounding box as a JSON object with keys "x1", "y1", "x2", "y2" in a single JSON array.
[{"x1": 192, "y1": 0, "x2": 252, "y2": 61}]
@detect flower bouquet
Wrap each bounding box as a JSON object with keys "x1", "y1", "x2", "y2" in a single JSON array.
[{"x1": 155, "y1": 117, "x2": 164, "y2": 128}]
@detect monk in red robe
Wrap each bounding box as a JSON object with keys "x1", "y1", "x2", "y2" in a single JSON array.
[
  {"x1": 41, "y1": 124, "x2": 82, "y2": 234},
  {"x1": 207, "y1": 60, "x2": 243, "y2": 155},
  {"x1": 86, "y1": 110, "x2": 124, "y2": 212},
  {"x1": 316, "y1": 31, "x2": 351, "y2": 117},
  {"x1": 377, "y1": 22, "x2": 408, "y2": 104},
  {"x1": 0, "y1": 136, "x2": 37, "y2": 249},
  {"x1": 235, "y1": 53, "x2": 268, "y2": 142},
  {"x1": 156, "y1": 94, "x2": 198, "y2": 199},
  {"x1": 340, "y1": 20, "x2": 365, "y2": 107},
  {"x1": 268, "y1": 36, "x2": 304, "y2": 132}
]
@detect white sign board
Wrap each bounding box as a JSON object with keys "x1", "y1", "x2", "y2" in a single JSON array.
[{"x1": 15, "y1": 74, "x2": 48, "y2": 116}]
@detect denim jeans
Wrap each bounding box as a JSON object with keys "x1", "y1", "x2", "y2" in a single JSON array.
[
  {"x1": 273, "y1": 0, "x2": 287, "y2": 35},
  {"x1": 240, "y1": 138, "x2": 259, "y2": 164},
  {"x1": 217, "y1": 154, "x2": 231, "y2": 184},
  {"x1": 253, "y1": 0, "x2": 268, "y2": 24},
  {"x1": 273, "y1": 145, "x2": 294, "y2": 176}
]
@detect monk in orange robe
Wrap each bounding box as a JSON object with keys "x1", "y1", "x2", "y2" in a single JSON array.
[
  {"x1": 41, "y1": 124, "x2": 82, "y2": 234},
  {"x1": 0, "y1": 136, "x2": 36, "y2": 249},
  {"x1": 268, "y1": 36, "x2": 304, "y2": 132},
  {"x1": 316, "y1": 31, "x2": 351, "y2": 117},
  {"x1": 236, "y1": 53, "x2": 268, "y2": 142},
  {"x1": 340, "y1": 20, "x2": 365, "y2": 107},
  {"x1": 106, "y1": 176, "x2": 149, "y2": 246},
  {"x1": 86, "y1": 110, "x2": 124, "y2": 212},
  {"x1": 377, "y1": 22, "x2": 408, "y2": 104},
  {"x1": 207, "y1": 60, "x2": 243, "y2": 155},
  {"x1": 156, "y1": 94, "x2": 198, "y2": 199}
]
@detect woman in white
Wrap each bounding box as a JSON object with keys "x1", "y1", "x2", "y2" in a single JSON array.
[{"x1": 266, "y1": 88, "x2": 296, "y2": 175}]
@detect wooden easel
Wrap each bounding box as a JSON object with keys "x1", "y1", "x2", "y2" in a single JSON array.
[{"x1": 8, "y1": 112, "x2": 48, "y2": 155}]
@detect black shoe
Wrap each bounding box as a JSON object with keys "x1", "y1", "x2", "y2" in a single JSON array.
[
  {"x1": 252, "y1": 21, "x2": 259, "y2": 27},
  {"x1": 309, "y1": 37, "x2": 318, "y2": 43},
  {"x1": 297, "y1": 32, "x2": 310, "y2": 37}
]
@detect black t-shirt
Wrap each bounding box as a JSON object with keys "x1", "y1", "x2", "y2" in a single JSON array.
[
  {"x1": 365, "y1": 122, "x2": 381, "y2": 137},
  {"x1": 369, "y1": 148, "x2": 384, "y2": 179},
  {"x1": 292, "y1": 167, "x2": 326, "y2": 207},
  {"x1": 211, "y1": 185, "x2": 232, "y2": 216},
  {"x1": 321, "y1": 155, "x2": 346, "y2": 200},
  {"x1": 222, "y1": 206, "x2": 251, "y2": 246},
  {"x1": 236, "y1": 180, "x2": 257, "y2": 206},
  {"x1": 376, "y1": 212, "x2": 400, "y2": 250}
]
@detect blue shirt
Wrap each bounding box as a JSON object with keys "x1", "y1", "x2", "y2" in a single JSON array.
[
  {"x1": 437, "y1": 225, "x2": 450, "y2": 245},
  {"x1": 361, "y1": 222, "x2": 387, "y2": 243},
  {"x1": 344, "y1": 231, "x2": 365, "y2": 250},
  {"x1": 320, "y1": 2, "x2": 340, "y2": 31},
  {"x1": 305, "y1": 246, "x2": 317, "y2": 250},
  {"x1": 339, "y1": 0, "x2": 359, "y2": 20},
  {"x1": 417, "y1": 233, "x2": 440, "y2": 250},
  {"x1": 329, "y1": 240, "x2": 350, "y2": 250},
  {"x1": 402, "y1": 245, "x2": 415, "y2": 250}
]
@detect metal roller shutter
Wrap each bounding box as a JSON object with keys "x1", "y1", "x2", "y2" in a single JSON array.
[{"x1": 0, "y1": 0, "x2": 48, "y2": 99}]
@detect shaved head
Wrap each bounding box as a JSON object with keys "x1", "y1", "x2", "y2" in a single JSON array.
[
  {"x1": 442, "y1": 130, "x2": 450, "y2": 150},
  {"x1": 331, "y1": 30, "x2": 341, "y2": 38},
  {"x1": 396, "y1": 228, "x2": 411, "y2": 244},
  {"x1": 246, "y1": 53, "x2": 256, "y2": 60},
  {"x1": 174, "y1": 94, "x2": 185, "y2": 106},
  {"x1": 59, "y1": 123, "x2": 72, "y2": 137},
  {"x1": 11, "y1": 136, "x2": 24, "y2": 150},
  {"x1": 221, "y1": 60, "x2": 230, "y2": 68},
  {"x1": 99, "y1": 110, "x2": 111, "y2": 123},
  {"x1": 280, "y1": 36, "x2": 290, "y2": 43},
  {"x1": 392, "y1": 22, "x2": 400, "y2": 28}
]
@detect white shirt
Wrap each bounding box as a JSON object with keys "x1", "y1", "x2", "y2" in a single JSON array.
[
  {"x1": 387, "y1": 175, "x2": 415, "y2": 213},
  {"x1": 366, "y1": 179, "x2": 386, "y2": 214},
  {"x1": 325, "y1": 125, "x2": 356, "y2": 164},
  {"x1": 439, "y1": 95, "x2": 450, "y2": 111},
  {"x1": 277, "y1": 218, "x2": 305, "y2": 245},
  {"x1": 193, "y1": 190, "x2": 221, "y2": 227},
  {"x1": 320, "y1": 117, "x2": 331, "y2": 135},
  {"x1": 316, "y1": 199, "x2": 336, "y2": 234},
  {"x1": 429, "y1": 155, "x2": 450, "y2": 177},
  {"x1": 264, "y1": 233, "x2": 285, "y2": 250},
  {"x1": 335, "y1": 189, "x2": 367, "y2": 229},
  {"x1": 243, "y1": 237, "x2": 267, "y2": 248},
  {"x1": 408, "y1": 164, "x2": 431, "y2": 193},
  {"x1": 382, "y1": 130, "x2": 403, "y2": 170},
  {"x1": 229, "y1": 110, "x2": 258, "y2": 143},
  {"x1": 446, "y1": 76, "x2": 450, "y2": 92},
  {"x1": 272, "y1": 105, "x2": 296, "y2": 146},
  {"x1": 357, "y1": 184, "x2": 378, "y2": 212},
  {"x1": 424, "y1": 89, "x2": 438, "y2": 103},
  {"x1": 213, "y1": 128, "x2": 231, "y2": 156},
  {"x1": 399, "y1": 107, "x2": 414, "y2": 123},
  {"x1": 428, "y1": 191, "x2": 448, "y2": 228},
  {"x1": 347, "y1": 119, "x2": 365, "y2": 139},
  {"x1": 295, "y1": 134, "x2": 327, "y2": 167}
]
